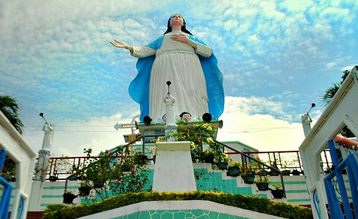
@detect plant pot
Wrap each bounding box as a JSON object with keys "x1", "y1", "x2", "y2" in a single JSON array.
[
  {"x1": 271, "y1": 189, "x2": 285, "y2": 199},
  {"x1": 49, "y1": 175, "x2": 58, "y2": 182},
  {"x1": 291, "y1": 170, "x2": 301, "y2": 175},
  {"x1": 227, "y1": 166, "x2": 241, "y2": 177},
  {"x1": 269, "y1": 170, "x2": 280, "y2": 176},
  {"x1": 256, "y1": 182, "x2": 269, "y2": 191},
  {"x1": 63, "y1": 193, "x2": 77, "y2": 204},
  {"x1": 216, "y1": 162, "x2": 228, "y2": 170},
  {"x1": 204, "y1": 154, "x2": 215, "y2": 163},
  {"x1": 242, "y1": 174, "x2": 255, "y2": 184},
  {"x1": 78, "y1": 186, "x2": 91, "y2": 196},
  {"x1": 282, "y1": 170, "x2": 291, "y2": 176},
  {"x1": 258, "y1": 169, "x2": 269, "y2": 176},
  {"x1": 68, "y1": 175, "x2": 78, "y2": 181},
  {"x1": 78, "y1": 175, "x2": 86, "y2": 180}
]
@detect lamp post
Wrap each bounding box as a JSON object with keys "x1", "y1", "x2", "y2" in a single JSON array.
[
  {"x1": 164, "y1": 81, "x2": 177, "y2": 141},
  {"x1": 34, "y1": 113, "x2": 54, "y2": 181},
  {"x1": 301, "y1": 103, "x2": 315, "y2": 137}
]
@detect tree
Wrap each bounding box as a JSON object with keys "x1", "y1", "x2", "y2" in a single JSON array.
[
  {"x1": 322, "y1": 70, "x2": 350, "y2": 105},
  {"x1": 0, "y1": 95, "x2": 24, "y2": 134},
  {"x1": 322, "y1": 69, "x2": 354, "y2": 137}
]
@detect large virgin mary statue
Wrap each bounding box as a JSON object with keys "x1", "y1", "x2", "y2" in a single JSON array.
[{"x1": 111, "y1": 14, "x2": 224, "y2": 122}]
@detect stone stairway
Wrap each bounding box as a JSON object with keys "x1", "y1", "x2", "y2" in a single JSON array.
[{"x1": 193, "y1": 163, "x2": 311, "y2": 205}]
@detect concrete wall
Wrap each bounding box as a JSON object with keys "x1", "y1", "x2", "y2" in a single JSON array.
[{"x1": 0, "y1": 111, "x2": 36, "y2": 219}]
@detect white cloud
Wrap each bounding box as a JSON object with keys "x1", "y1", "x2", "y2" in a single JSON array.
[
  {"x1": 223, "y1": 96, "x2": 288, "y2": 117},
  {"x1": 247, "y1": 34, "x2": 260, "y2": 46},
  {"x1": 326, "y1": 62, "x2": 336, "y2": 70},
  {"x1": 311, "y1": 19, "x2": 333, "y2": 40},
  {"x1": 218, "y1": 96, "x2": 305, "y2": 151},
  {"x1": 321, "y1": 7, "x2": 352, "y2": 23},
  {"x1": 259, "y1": 1, "x2": 285, "y2": 21},
  {"x1": 224, "y1": 19, "x2": 239, "y2": 31},
  {"x1": 281, "y1": 0, "x2": 313, "y2": 13}
]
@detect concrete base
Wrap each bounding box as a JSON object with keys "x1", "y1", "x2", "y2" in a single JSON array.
[{"x1": 152, "y1": 141, "x2": 196, "y2": 192}]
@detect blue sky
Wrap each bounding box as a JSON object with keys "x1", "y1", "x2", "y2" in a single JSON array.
[{"x1": 1, "y1": 0, "x2": 357, "y2": 155}]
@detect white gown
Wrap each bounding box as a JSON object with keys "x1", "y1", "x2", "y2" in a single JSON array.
[{"x1": 131, "y1": 31, "x2": 212, "y2": 121}]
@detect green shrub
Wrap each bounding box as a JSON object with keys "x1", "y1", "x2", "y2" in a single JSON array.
[{"x1": 43, "y1": 191, "x2": 312, "y2": 219}]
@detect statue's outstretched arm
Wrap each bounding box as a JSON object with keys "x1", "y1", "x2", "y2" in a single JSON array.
[
  {"x1": 111, "y1": 39, "x2": 156, "y2": 58},
  {"x1": 110, "y1": 40, "x2": 133, "y2": 53}
]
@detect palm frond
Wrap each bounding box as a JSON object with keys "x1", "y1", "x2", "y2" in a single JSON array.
[
  {"x1": 0, "y1": 95, "x2": 24, "y2": 134},
  {"x1": 322, "y1": 83, "x2": 340, "y2": 106}
]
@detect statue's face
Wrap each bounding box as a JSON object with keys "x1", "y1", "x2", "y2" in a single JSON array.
[
  {"x1": 170, "y1": 14, "x2": 184, "y2": 27},
  {"x1": 182, "y1": 113, "x2": 192, "y2": 121}
]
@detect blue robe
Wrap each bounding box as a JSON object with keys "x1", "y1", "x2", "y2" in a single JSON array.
[{"x1": 128, "y1": 35, "x2": 224, "y2": 121}]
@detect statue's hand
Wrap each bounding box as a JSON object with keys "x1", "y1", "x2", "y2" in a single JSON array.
[
  {"x1": 171, "y1": 34, "x2": 188, "y2": 44},
  {"x1": 110, "y1": 40, "x2": 127, "y2": 49}
]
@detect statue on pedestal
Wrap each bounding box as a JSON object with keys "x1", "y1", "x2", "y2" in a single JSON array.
[{"x1": 111, "y1": 14, "x2": 224, "y2": 122}]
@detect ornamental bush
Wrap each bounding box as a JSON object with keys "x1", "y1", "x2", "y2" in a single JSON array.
[{"x1": 43, "y1": 191, "x2": 312, "y2": 219}]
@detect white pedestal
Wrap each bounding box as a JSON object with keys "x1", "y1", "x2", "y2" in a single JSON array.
[{"x1": 152, "y1": 141, "x2": 196, "y2": 192}]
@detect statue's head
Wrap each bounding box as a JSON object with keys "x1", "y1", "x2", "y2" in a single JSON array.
[
  {"x1": 180, "y1": 111, "x2": 192, "y2": 122},
  {"x1": 169, "y1": 14, "x2": 184, "y2": 27},
  {"x1": 164, "y1": 13, "x2": 192, "y2": 35}
]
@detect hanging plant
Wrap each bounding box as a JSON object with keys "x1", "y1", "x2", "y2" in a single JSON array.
[
  {"x1": 78, "y1": 181, "x2": 91, "y2": 196},
  {"x1": 270, "y1": 184, "x2": 285, "y2": 199},
  {"x1": 227, "y1": 161, "x2": 241, "y2": 177},
  {"x1": 254, "y1": 175, "x2": 271, "y2": 191}
]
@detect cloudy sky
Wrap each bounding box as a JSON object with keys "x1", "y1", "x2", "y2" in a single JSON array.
[{"x1": 1, "y1": 0, "x2": 357, "y2": 156}]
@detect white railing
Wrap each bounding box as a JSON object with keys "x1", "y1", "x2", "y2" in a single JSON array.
[{"x1": 299, "y1": 66, "x2": 358, "y2": 219}]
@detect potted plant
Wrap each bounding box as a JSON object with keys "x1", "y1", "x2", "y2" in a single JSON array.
[
  {"x1": 74, "y1": 148, "x2": 150, "y2": 201},
  {"x1": 259, "y1": 169, "x2": 270, "y2": 176},
  {"x1": 78, "y1": 181, "x2": 92, "y2": 196},
  {"x1": 269, "y1": 168, "x2": 280, "y2": 176},
  {"x1": 281, "y1": 169, "x2": 291, "y2": 176},
  {"x1": 270, "y1": 183, "x2": 285, "y2": 199},
  {"x1": 291, "y1": 169, "x2": 301, "y2": 175},
  {"x1": 85, "y1": 155, "x2": 112, "y2": 189},
  {"x1": 63, "y1": 191, "x2": 77, "y2": 204},
  {"x1": 254, "y1": 175, "x2": 271, "y2": 191},
  {"x1": 227, "y1": 161, "x2": 241, "y2": 177},
  {"x1": 279, "y1": 159, "x2": 291, "y2": 176},
  {"x1": 214, "y1": 153, "x2": 230, "y2": 170},
  {"x1": 241, "y1": 163, "x2": 255, "y2": 184},
  {"x1": 49, "y1": 175, "x2": 58, "y2": 182},
  {"x1": 202, "y1": 150, "x2": 215, "y2": 163}
]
